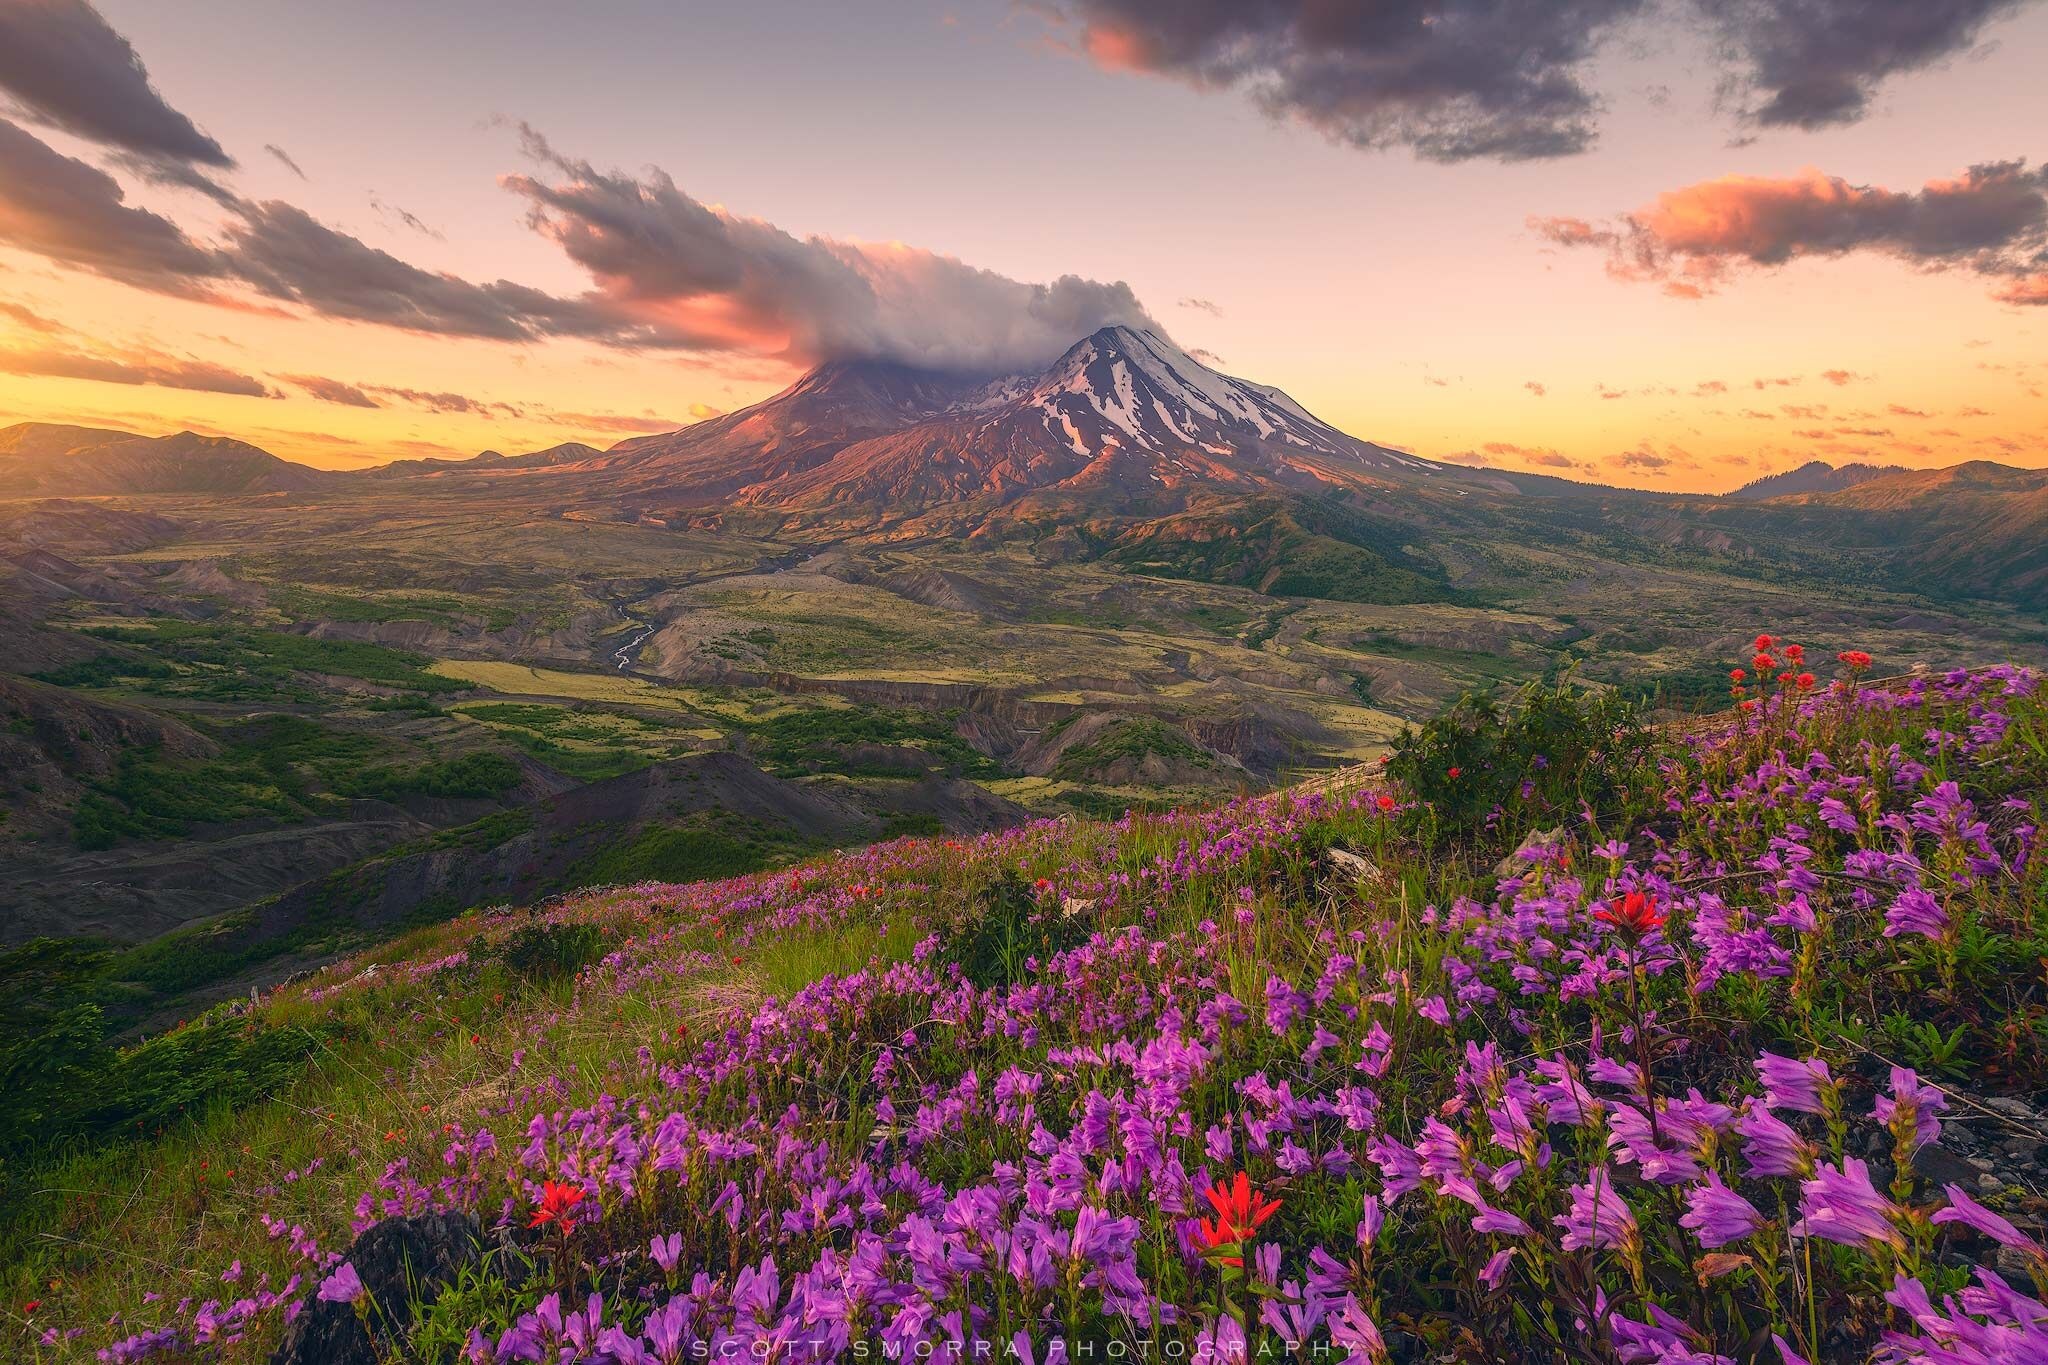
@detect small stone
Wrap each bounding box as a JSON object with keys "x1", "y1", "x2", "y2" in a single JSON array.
[
  {"x1": 1984, "y1": 1097, "x2": 2038, "y2": 1121},
  {"x1": 1969, "y1": 1157, "x2": 1998, "y2": 1173},
  {"x1": 1979, "y1": 1173, "x2": 2006, "y2": 1195},
  {"x1": 1912, "y1": 1143, "x2": 1980, "y2": 1188}
]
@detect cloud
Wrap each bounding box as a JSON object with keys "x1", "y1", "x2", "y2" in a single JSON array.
[
  {"x1": 1693, "y1": 379, "x2": 1729, "y2": 395},
  {"x1": 1696, "y1": 0, "x2": 2027, "y2": 131},
  {"x1": 1177, "y1": 296, "x2": 1222, "y2": 316},
  {"x1": 545, "y1": 409, "x2": 681, "y2": 434},
  {"x1": 1821, "y1": 368, "x2": 1861, "y2": 385},
  {"x1": 1887, "y1": 402, "x2": 1931, "y2": 417},
  {"x1": 1033, "y1": 1, "x2": 2036, "y2": 162},
  {"x1": 1532, "y1": 161, "x2": 2048, "y2": 304},
  {"x1": 0, "y1": 117, "x2": 230, "y2": 295},
  {"x1": 0, "y1": 298, "x2": 64, "y2": 333},
  {"x1": 370, "y1": 193, "x2": 443, "y2": 240},
  {"x1": 283, "y1": 374, "x2": 380, "y2": 408},
  {"x1": 264, "y1": 144, "x2": 307, "y2": 179},
  {"x1": 360, "y1": 384, "x2": 523, "y2": 417},
  {"x1": 1481, "y1": 440, "x2": 1579, "y2": 468},
  {"x1": 1751, "y1": 375, "x2": 1799, "y2": 389},
  {"x1": 0, "y1": 0, "x2": 230, "y2": 165},
  {"x1": 1615, "y1": 447, "x2": 1673, "y2": 470},
  {"x1": 0, "y1": 339, "x2": 270, "y2": 396},
  {"x1": 500, "y1": 125, "x2": 1159, "y2": 371},
  {"x1": 687, "y1": 402, "x2": 724, "y2": 421},
  {"x1": 1423, "y1": 375, "x2": 1450, "y2": 387},
  {"x1": 1523, "y1": 380, "x2": 1546, "y2": 397},
  {"x1": 221, "y1": 197, "x2": 629, "y2": 343},
  {"x1": 1033, "y1": 0, "x2": 1645, "y2": 162},
  {"x1": 0, "y1": 118, "x2": 665, "y2": 345}
]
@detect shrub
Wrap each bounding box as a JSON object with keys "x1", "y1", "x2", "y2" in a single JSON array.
[
  {"x1": 494, "y1": 922, "x2": 606, "y2": 981},
  {"x1": 1386, "y1": 672, "x2": 1661, "y2": 844}
]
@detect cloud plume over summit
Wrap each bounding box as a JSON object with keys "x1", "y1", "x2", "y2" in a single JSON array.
[{"x1": 501, "y1": 128, "x2": 1157, "y2": 373}]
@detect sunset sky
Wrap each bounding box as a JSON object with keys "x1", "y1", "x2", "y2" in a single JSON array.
[{"x1": 0, "y1": 0, "x2": 2044, "y2": 492}]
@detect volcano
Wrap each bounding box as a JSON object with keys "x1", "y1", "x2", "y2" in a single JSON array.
[{"x1": 453, "y1": 326, "x2": 1426, "y2": 514}]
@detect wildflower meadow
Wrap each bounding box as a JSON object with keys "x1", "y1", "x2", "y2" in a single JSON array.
[{"x1": 8, "y1": 638, "x2": 2048, "y2": 1364}]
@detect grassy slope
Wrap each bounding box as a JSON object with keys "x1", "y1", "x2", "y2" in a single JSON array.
[{"x1": 4, "y1": 653, "x2": 2046, "y2": 1362}]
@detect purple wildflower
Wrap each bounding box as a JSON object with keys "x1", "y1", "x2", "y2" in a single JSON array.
[{"x1": 1680, "y1": 1171, "x2": 1765, "y2": 1248}]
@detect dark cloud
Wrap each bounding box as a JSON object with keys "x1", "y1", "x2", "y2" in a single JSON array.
[
  {"x1": 0, "y1": 118, "x2": 651, "y2": 345},
  {"x1": 1036, "y1": 0, "x2": 1645, "y2": 162},
  {"x1": 220, "y1": 198, "x2": 639, "y2": 344},
  {"x1": 370, "y1": 193, "x2": 444, "y2": 240},
  {"x1": 0, "y1": 339, "x2": 270, "y2": 396},
  {"x1": 283, "y1": 374, "x2": 380, "y2": 408},
  {"x1": 1887, "y1": 402, "x2": 1931, "y2": 417},
  {"x1": 0, "y1": 0, "x2": 230, "y2": 165},
  {"x1": 1177, "y1": 297, "x2": 1222, "y2": 315},
  {"x1": 1533, "y1": 161, "x2": 2048, "y2": 304},
  {"x1": 1695, "y1": 0, "x2": 2027, "y2": 130},
  {"x1": 0, "y1": 117, "x2": 229, "y2": 295},
  {"x1": 500, "y1": 126, "x2": 1159, "y2": 370},
  {"x1": 264, "y1": 144, "x2": 307, "y2": 180},
  {"x1": 1036, "y1": 1, "x2": 2038, "y2": 162},
  {"x1": 1616, "y1": 447, "x2": 1673, "y2": 469}
]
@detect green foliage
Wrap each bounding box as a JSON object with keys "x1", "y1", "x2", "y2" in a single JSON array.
[
  {"x1": 71, "y1": 622, "x2": 463, "y2": 699},
  {"x1": 1052, "y1": 716, "x2": 1213, "y2": 780},
  {"x1": 1386, "y1": 674, "x2": 1662, "y2": 845},
  {"x1": 493, "y1": 922, "x2": 607, "y2": 982},
  {"x1": 70, "y1": 715, "x2": 380, "y2": 849},
  {"x1": 336, "y1": 751, "x2": 522, "y2": 802},
  {"x1": 746, "y1": 705, "x2": 1000, "y2": 777},
  {"x1": 0, "y1": 937, "x2": 333, "y2": 1166},
  {"x1": 938, "y1": 873, "x2": 1093, "y2": 988},
  {"x1": 566, "y1": 820, "x2": 786, "y2": 888}
]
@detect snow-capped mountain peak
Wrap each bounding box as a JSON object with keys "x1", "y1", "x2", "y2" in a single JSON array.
[{"x1": 1024, "y1": 325, "x2": 1417, "y2": 469}]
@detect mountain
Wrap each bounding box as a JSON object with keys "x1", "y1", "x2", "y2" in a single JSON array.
[
  {"x1": 1731, "y1": 459, "x2": 1903, "y2": 500},
  {"x1": 1796, "y1": 461, "x2": 2048, "y2": 598},
  {"x1": 495, "y1": 326, "x2": 1425, "y2": 517},
  {"x1": 362, "y1": 441, "x2": 605, "y2": 480},
  {"x1": 0, "y1": 424, "x2": 327, "y2": 496}
]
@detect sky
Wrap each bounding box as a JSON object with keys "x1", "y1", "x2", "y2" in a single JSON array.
[{"x1": 0, "y1": 0, "x2": 2043, "y2": 493}]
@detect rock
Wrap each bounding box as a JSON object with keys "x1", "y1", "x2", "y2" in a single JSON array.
[
  {"x1": 269, "y1": 1210, "x2": 481, "y2": 1365},
  {"x1": 1983, "y1": 1097, "x2": 2038, "y2": 1122},
  {"x1": 1979, "y1": 1173, "x2": 2006, "y2": 1195},
  {"x1": 1328, "y1": 848, "x2": 1385, "y2": 885},
  {"x1": 1996, "y1": 1246, "x2": 2039, "y2": 1279},
  {"x1": 1492, "y1": 828, "x2": 1565, "y2": 879},
  {"x1": 1912, "y1": 1143, "x2": 1981, "y2": 1189}
]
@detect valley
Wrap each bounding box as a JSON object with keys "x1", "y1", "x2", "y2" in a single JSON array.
[{"x1": 4, "y1": 328, "x2": 2045, "y2": 1037}]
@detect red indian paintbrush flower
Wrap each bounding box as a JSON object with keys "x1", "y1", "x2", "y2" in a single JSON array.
[
  {"x1": 1199, "y1": 1172, "x2": 1283, "y2": 1266},
  {"x1": 1838, "y1": 650, "x2": 1872, "y2": 669},
  {"x1": 1595, "y1": 891, "x2": 1664, "y2": 937},
  {"x1": 529, "y1": 1180, "x2": 587, "y2": 1231}
]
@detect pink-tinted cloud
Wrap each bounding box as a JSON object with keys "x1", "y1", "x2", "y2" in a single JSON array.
[{"x1": 1532, "y1": 161, "x2": 2048, "y2": 304}]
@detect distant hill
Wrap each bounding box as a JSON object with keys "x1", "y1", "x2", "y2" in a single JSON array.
[
  {"x1": 1731, "y1": 459, "x2": 1902, "y2": 500},
  {"x1": 362, "y1": 442, "x2": 606, "y2": 479},
  {"x1": 0, "y1": 424, "x2": 328, "y2": 496}
]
